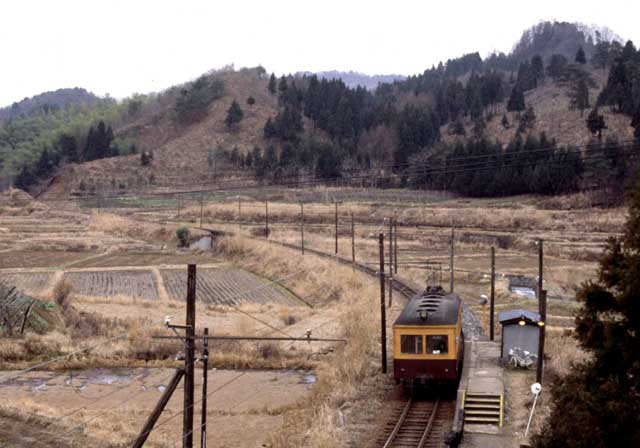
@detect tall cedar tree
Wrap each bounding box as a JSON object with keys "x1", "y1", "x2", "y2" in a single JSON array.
[
  {"x1": 531, "y1": 55, "x2": 545, "y2": 87},
  {"x1": 569, "y1": 77, "x2": 590, "y2": 116},
  {"x1": 534, "y1": 179, "x2": 640, "y2": 448},
  {"x1": 575, "y1": 46, "x2": 587, "y2": 64},
  {"x1": 547, "y1": 54, "x2": 568, "y2": 80},
  {"x1": 586, "y1": 108, "x2": 607, "y2": 140},
  {"x1": 592, "y1": 40, "x2": 610, "y2": 70},
  {"x1": 507, "y1": 84, "x2": 525, "y2": 112},
  {"x1": 268, "y1": 74, "x2": 277, "y2": 94},
  {"x1": 225, "y1": 100, "x2": 244, "y2": 130}
]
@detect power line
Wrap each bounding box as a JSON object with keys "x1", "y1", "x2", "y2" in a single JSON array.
[
  {"x1": 42, "y1": 140, "x2": 640, "y2": 204},
  {"x1": 130, "y1": 371, "x2": 248, "y2": 445}
]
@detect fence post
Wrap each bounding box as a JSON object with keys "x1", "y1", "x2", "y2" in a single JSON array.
[{"x1": 379, "y1": 233, "x2": 387, "y2": 374}]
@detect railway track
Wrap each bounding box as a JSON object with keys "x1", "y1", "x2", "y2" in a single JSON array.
[
  {"x1": 261, "y1": 238, "x2": 420, "y2": 299},
  {"x1": 378, "y1": 398, "x2": 455, "y2": 448}
]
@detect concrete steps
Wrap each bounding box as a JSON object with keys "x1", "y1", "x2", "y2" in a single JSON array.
[{"x1": 463, "y1": 393, "x2": 503, "y2": 426}]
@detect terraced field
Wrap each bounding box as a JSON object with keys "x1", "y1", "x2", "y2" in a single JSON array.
[
  {"x1": 0, "y1": 271, "x2": 54, "y2": 295},
  {"x1": 161, "y1": 267, "x2": 301, "y2": 306},
  {"x1": 64, "y1": 270, "x2": 159, "y2": 300}
]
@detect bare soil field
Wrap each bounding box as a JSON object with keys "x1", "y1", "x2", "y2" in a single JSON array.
[
  {"x1": 161, "y1": 267, "x2": 301, "y2": 306},
  {"x1": 64, "y1": 270, "x2": 159, "y2": 301},
  {"x1": 0, "y1": 368, "x2": 314, "y2": 448}
]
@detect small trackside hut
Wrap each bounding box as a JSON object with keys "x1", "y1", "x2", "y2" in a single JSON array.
[{"x1": 393, "y1": 288, "x2": 464, "y2": 387}]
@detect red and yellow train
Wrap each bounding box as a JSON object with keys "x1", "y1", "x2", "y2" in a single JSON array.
[{"x1": 393, "y1": 287, "x2": 464, "y2": 387}]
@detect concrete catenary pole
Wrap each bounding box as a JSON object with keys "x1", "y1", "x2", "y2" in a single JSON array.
[
  {"x1": 490, "y1": 246, "x2": 496, "y2": 341},
  {"x1": 378, "y1": 233, "x2": 387, "y2": 374},
  {"x1": 450, "y1": 226, "x2": 455, "y2": 293}
]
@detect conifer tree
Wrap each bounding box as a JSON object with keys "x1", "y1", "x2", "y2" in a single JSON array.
[
  {"x1": 592, "y1": 40, "x2": 610, "y2": 70},
  {"x1": 507, "y1": 84, "x2": 525, "y2": 112},
  {"x1": 501, "y1": 114, "x2": 510, "y2": 129},
  {"x1": 517, "y1": 106, "x2": 536, "y2": 133},
  {"x1": 531, "y1": 55, "x2": 545, "y2": 87},
  {"x1": 586, "y1": 108, "x2": 607, "y2": 140},
  {"x1": 575, "y1": 46, "x2": 587, "y2": 64},
  {"x1": 534, "y1": 178, "x2": 640, "y2": 447},
  {"x1": 225, "y1": 100, "x2": 244, "y2": 130},
  {"x1": 569, "y1": 77, "x2": 590, "y2": 116},
  {"x1": 547, "y1": 54, "x2": 568, "y2": 80},
  {"x1": 268, "y1": 74, "x2": 277, "y2": 94}
]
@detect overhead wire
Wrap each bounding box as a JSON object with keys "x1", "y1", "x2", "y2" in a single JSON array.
[{"x1": 41, "y1": 140, "x2": 640, "y2": 204}]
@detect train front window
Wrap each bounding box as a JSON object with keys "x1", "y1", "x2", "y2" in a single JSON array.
[
  {"x1": 400, "y1": 335, "x2": 423, "y2": 354},
  {"x1": 426, "y1": 335, "x2": 448, "y2": 354}
]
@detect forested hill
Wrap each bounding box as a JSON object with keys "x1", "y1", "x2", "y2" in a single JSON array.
[
  {"x1": 296, "y1": 71, "x2": 406, "y2": 90},
  {"x1": 0, "y1": 88, "x2": 99, "y2": 121},
  {"x1": 3, "y1": 21, "x2": 640, "y2": 203}
]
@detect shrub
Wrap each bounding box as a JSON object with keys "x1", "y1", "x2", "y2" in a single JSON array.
[
  {"x1": 176, "y1": 227, "x2": 190, "y2": 247},
  {"x1": 52, "y1": 279, "x2": 73, "y2": 310}
]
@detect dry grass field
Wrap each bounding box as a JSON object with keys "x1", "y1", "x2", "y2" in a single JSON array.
[{"x1": 0, "y1": 185, "x2": 625, "y2": 446}]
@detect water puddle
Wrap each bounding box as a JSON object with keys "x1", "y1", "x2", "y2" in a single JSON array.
[
  {"x1": 511, "y1": 286, "x2": 536, "y2": 299},
  {"x1": 190, "y1": 236, "x2": 212, "y2": 250}
]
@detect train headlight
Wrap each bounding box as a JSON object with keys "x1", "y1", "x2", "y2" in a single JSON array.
[{"x1": 419, "y1": 310, "x2": 428, "y2": 321}]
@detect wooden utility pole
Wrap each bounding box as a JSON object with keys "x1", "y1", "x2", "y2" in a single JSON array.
[
  {"x1": 132, "y1": 369, "x2": 185, "y2": 448},
  {"x1": 378, "y1": 233, "x2": 387, "y2": 374},
  {"x1": 450, "y1": 226, "x2": 455, "y2": 293},
  {"x1": 265, "y1": 201, "x2": 269, "y2": 238},
  {"x1": 300, "y1": 202, "x2": 304, "y2": 255},
  {"x1": 538, "y1": 239, "x2": 544, "y2": 307},
  {"x1": 537, "y1": 290, "x2": 547, "y2": 384},
  {"x1": 199, "y1": 194, "x2": 204, "y2": 228},
  {"x1": 388, "y1": 218, "x2": 393, "y2": 307},
  {"x1": 183, "y1": 264, "x2": 197, "y2": 448},
  {"x1": 334, "y1": 202, "x2": 339, "y2": 255},
  {"x1": 394, "y1": 220, "x2": 398, "y2": 274},
  {"x1": 490, "y1": 246, "x2": 495, "y2": 341},
  {"x1": 351, "y1": 212, "x2": 355, "y2": 265},
  {"x1": 201, "y1": 328, "x2": 209, "y2": 448}
]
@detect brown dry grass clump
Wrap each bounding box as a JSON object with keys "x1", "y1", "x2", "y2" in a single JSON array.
[{"x1": 88, "y1": 212, "x2": 173, "y2": 243}]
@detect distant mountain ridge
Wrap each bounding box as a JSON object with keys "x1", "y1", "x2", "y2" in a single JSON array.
[
  {"x1": 0, "y1": 88, "x2": 99, "y2": 121},
  {"x1": 296, "y1": 70, "x2": 406, "y2": 90}
]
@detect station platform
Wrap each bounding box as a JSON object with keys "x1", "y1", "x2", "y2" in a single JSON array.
[{"x1": 456, "y1": 340, "x2": 511, "y2": 448}]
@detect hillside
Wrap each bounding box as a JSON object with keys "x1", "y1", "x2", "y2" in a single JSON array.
[
  {"x1": 44, "y1": 68, "x2": 282, "y2": 196},
  {"x1": 2, "y1": 21, "x2": 637, "y2": 201},
  {"x1": 0, "y1": 88, "x2": 99, "y2": 121},
  {"x1": 296, "y1": 70, "x2": 406, "y2": 90},
  {"x1": 442, "y1": 68, "x2": 635, "y2": 147}
]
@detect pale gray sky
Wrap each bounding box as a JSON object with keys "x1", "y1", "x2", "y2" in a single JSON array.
[{"x1": 1, "y1": 0, "x2": 638, "y2": 106}]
